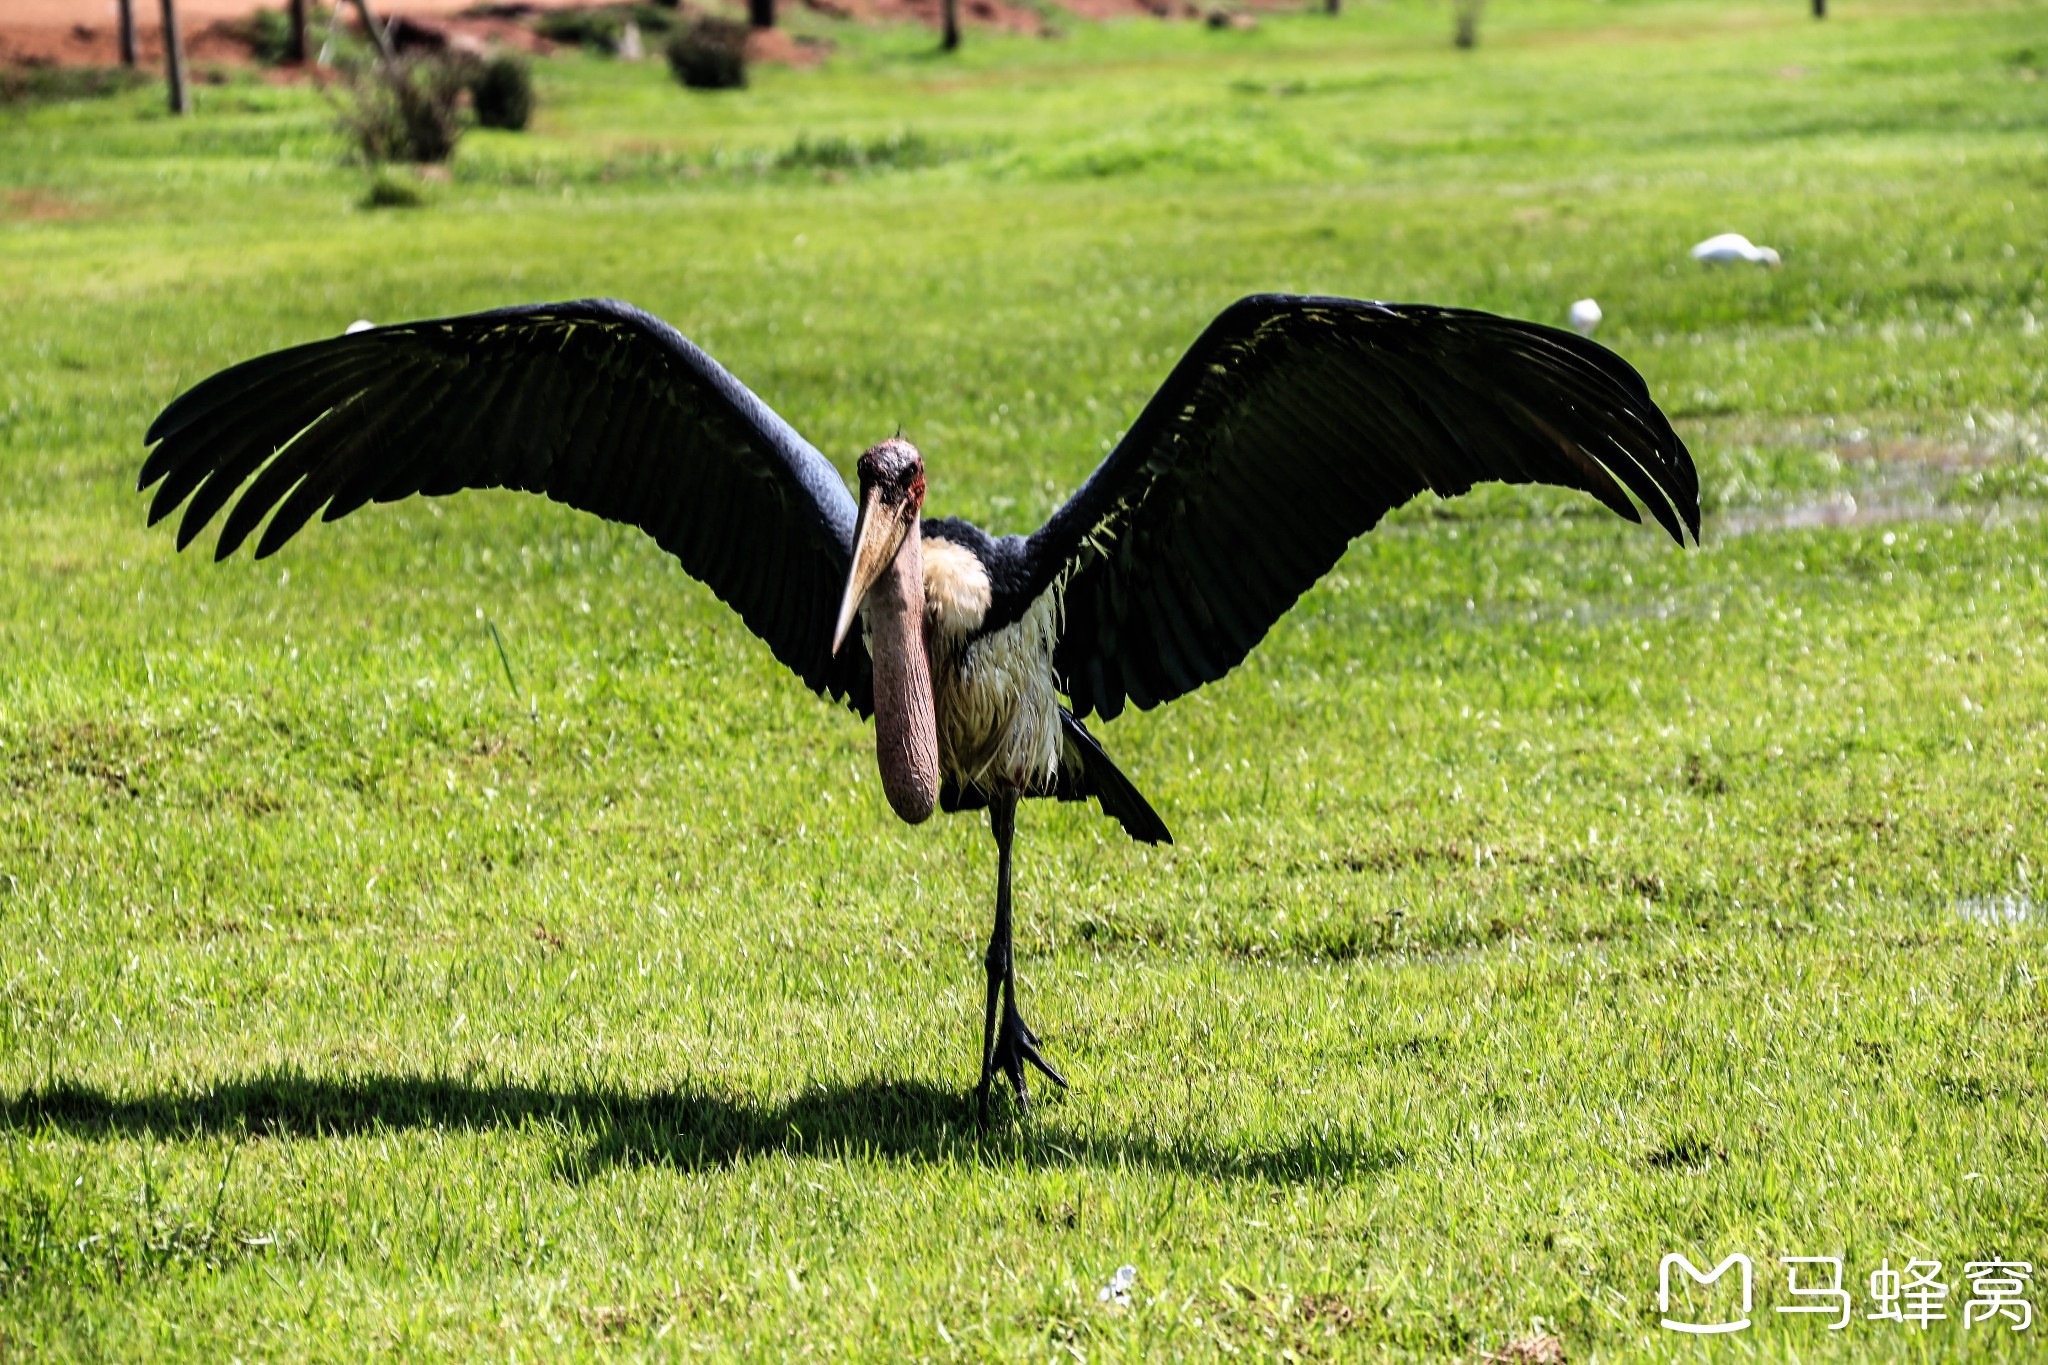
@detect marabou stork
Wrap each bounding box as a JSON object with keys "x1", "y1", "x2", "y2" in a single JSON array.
[{"x1": 138, "y1": 294, "x2": 1699, "y2": 1118}]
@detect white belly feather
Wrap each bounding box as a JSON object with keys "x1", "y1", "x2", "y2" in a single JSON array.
[{"x1": 921, "y1": 536, "x2": 1064, "y2": 794}]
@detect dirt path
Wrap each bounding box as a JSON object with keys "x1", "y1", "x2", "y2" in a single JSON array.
[
  {"x1": 1, "y1": 0, "x2": 1276, "y2": 70},
  {"x1": 1, "y1": 0, "x2": 604, "y2": 67}
]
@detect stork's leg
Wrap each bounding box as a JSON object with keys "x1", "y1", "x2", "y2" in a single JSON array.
[{"x1": 976, "y1": 790, "x2": 1067, "y2": 1123}]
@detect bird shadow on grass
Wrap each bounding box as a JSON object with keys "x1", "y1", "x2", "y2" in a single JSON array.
[{"x1": 2, "y1": 1071, "x2": 1406, "y2": 1186}]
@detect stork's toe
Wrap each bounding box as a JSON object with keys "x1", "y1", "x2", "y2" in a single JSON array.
[{"x1": 977, "y1": 1005, "x2": 1067, "y2": 1123}]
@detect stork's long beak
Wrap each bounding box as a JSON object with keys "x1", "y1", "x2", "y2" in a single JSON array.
[{"x1": 831, "y1": 485, "x2": 912, "y2": 655}]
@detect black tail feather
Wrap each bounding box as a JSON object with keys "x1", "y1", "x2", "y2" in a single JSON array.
[
  {"x1": 936, "y1": 712, "x2": 1171, "y2": 845},
  {"x1": 1057, "y1": 711, "x2": 1171, "y2": 845}
]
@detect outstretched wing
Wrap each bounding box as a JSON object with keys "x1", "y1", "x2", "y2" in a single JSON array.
[
  {"x1": 140, "y1": 298, "x2": 871, "y2": 711},
  {"x1": 1007, "y1": 294, "x2": 1699, "y2": 719}
]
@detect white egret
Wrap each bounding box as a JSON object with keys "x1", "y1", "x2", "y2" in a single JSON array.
[{"x1": 1691, "y1": 233, "x2": 1780, "y2": 267}]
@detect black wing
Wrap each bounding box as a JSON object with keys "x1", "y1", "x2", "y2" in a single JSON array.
[
  {"x1": 140, "y1": 299, "x2": 871, "y2": 711},
  {"x1": 1008, "y1": 294, "x2": 1699, "y2": 720}
]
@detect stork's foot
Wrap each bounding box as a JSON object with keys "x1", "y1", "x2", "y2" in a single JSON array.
[{"x1": 976, "y1": 1001, "x2": 1067, "y2": 1124}]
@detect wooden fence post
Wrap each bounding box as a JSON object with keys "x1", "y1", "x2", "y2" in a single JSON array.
[
  {"x1": 159, "y1": 0, "x2": 190, "y2": 114},
  {"x1": 118, "y1": 0, "x2": 138, "y2": 67}
]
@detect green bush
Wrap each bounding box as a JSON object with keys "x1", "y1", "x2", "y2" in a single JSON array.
[
  {"x1": 332, "y1": 55, "x2": 470, "y2": 165},
  {"x1": 241, "y1": 7, "x2": 299, "y2": 64},
  {"x1": 535, "y1": 7, "x2": 624, "y2": 52},
  {"x1": 532, "y1": 3, "x2": 674, "y2": 53},
  {"x1": 626, "y1": 4, "x2": 680, "y2": 35},
  {"x1": 221, "y1": 4, "x2": 333, "y2": 64},
  {"x1": 469, "y1": 53, "x2": 535, "y2": 131},
  {"x1": 666, "y1": 18, "x2": 749, "y2": 91}
]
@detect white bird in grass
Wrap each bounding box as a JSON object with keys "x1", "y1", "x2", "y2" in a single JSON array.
[
  {"x1": 1691, "y1": 233, "x2": 1781, "y2": 267},
  {"x1": 1568, "y1": 298, "x2": 1602, "y2": 336}
]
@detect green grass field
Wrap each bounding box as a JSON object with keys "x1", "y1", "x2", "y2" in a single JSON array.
[{"x1": 3, "y1": 0, "x2": 2046, "y2": 1356}]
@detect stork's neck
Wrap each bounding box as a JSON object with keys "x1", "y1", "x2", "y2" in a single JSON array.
[{"x1": 867, "y1": 520, "x2": 938, "y2": 824}]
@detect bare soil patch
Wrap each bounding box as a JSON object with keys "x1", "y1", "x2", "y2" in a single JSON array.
[
  {"x1": 1, "y1": 0, "x2": 1284, "y2": 72},
  {"x1": 1, "y1": 188, "x2": 96, "y2": 221},
  {"x1": 1, "y1": 1, "x2": 563, "y2": 69}
]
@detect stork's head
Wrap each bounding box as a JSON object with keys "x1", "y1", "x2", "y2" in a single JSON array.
[{"x1": 831, "y1": 438, "x2": 926, "y2": 654}]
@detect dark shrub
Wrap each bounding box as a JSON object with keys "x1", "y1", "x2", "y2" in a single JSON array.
[
  {"x1": 386, "y1": 15, "x2": 454, "y2": 54},
  {"x1": 666, "y1": 19, "x2": 748, "y2": 90},
  {"x1": 333, "y1": 55, "x2": 470, "y2": 164},
  {"x1": 536, "y1": 6, "x2": 624, "y2": 52},
  {"x1": 469, "y1": 53, "x2": 534, "y2": 130},
  {"x1": 534, "y1": 3, "x2": 674, "y2": 52},
  {"x1": 627, "y1": 4, "x2": 680, "y2": 35}
]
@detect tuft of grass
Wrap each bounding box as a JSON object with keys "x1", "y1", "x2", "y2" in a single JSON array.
[
  {"x1": 358, "y1": 172, "x2": 427, "y2": 208},
  {"x1": 772, "y1": 128, "x2": 945, "y2": 172},
  {"x1": 0, "y1": 64, "x2": 150, "y2": 108}
]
